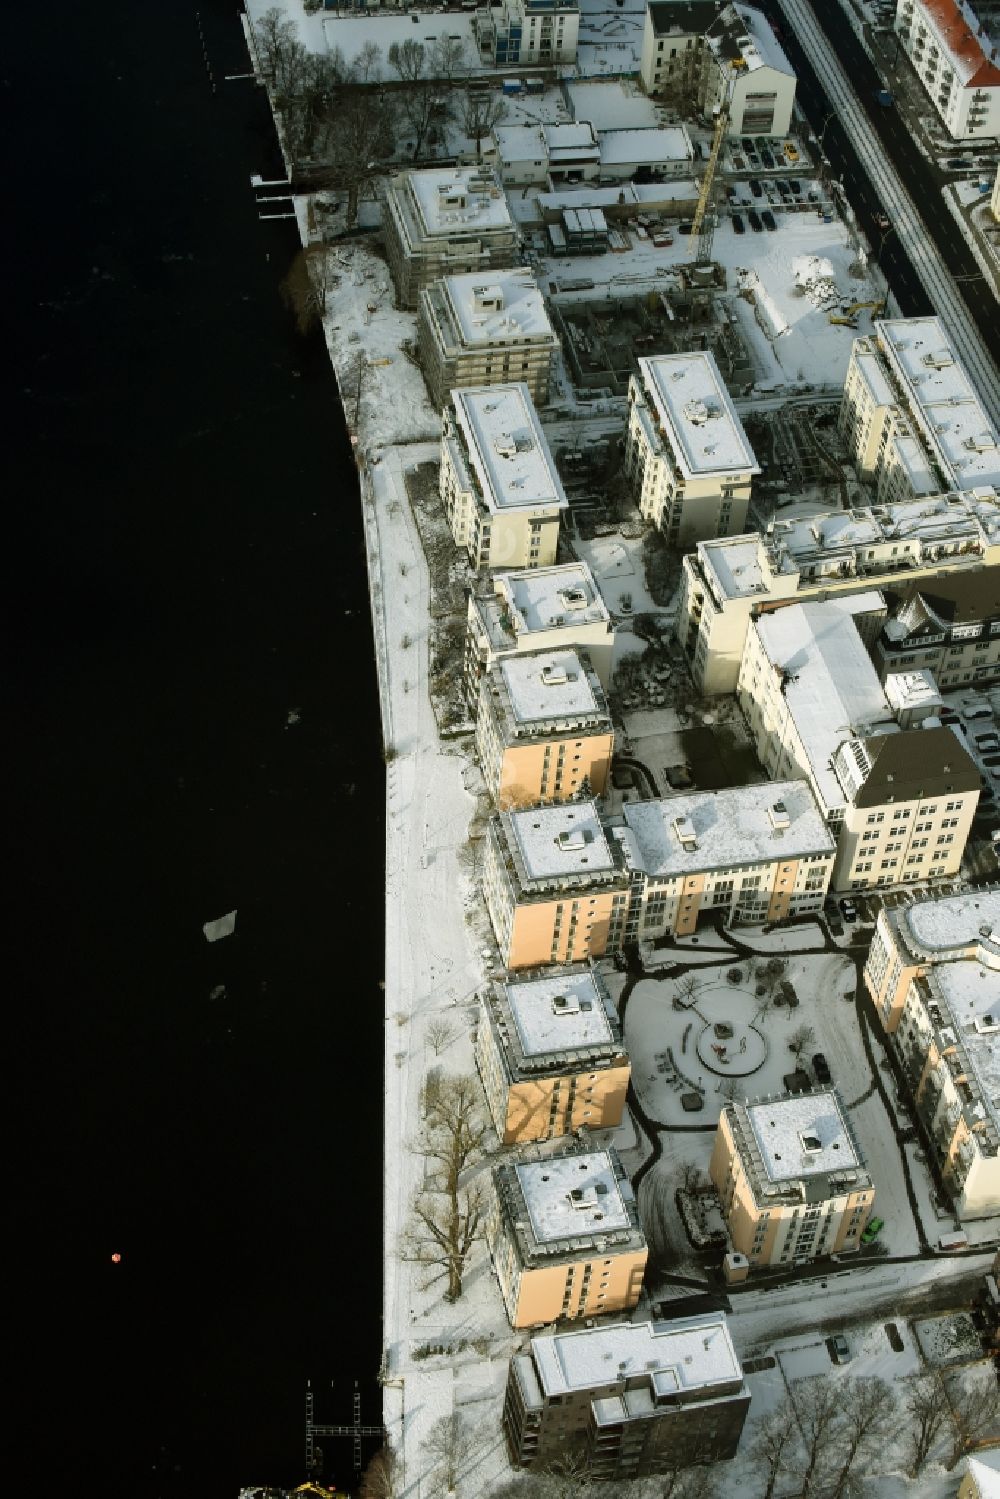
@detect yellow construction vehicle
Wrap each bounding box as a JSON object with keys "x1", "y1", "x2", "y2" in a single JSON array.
[{"x1": 827, "y1": 299, "x2": 886, "y2": 325}]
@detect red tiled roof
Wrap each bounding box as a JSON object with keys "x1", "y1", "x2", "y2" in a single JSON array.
[{"x1": 920, "y1": 0, "x2": 1000, "y2": 88}]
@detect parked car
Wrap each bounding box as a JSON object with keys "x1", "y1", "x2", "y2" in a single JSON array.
[
  {"x1": 945, "y1": 157, "x2": 968, "y2": 169},
  {"x1": 874, "y1": 209, "x2": 890, "y2": 229},
  {"x1": 760, "y1": 147, "x2": 775, "y2": 168},
  {"x1": 742, "y1": 136, "x2": 755, "y2": 153},
  {"x1": 748, "y1": 209, "x2": 763, "y2": 231},
  {"x1": 776, "y1": 179, "x2": 791, "y2": 197},
  {"x1": 749, "y1": 178, "x2": 763, "y2": 197},
  {"x1": 761, "y1": 209, "x2": 777, "y2": 230},
  {"x1": 984, "y1": 753, "x2": 1000, "y2": 767},
  {"x1": 678, "y1": 222, "x2": 693, "y2": 235},
  {"x1": 861, "y1": 1215, "x2": 885, "y2": 1244},
  {"x1": 939, "y1": 706, "x2": 960, "y2": 722},
  {"x1": 830, "y1": 1334, "x2": 851, "y2": 1362},
  {"x1": 732, "y1": 212, "x2": 745, "y2": 233},
  {"x1": 874, "y1": 87, "x2": 893, "y2": 106},
  {"x1": 788, "y1": 178, "x2": 801, "y2": 193},
  {"x1": 813, "y1": 1052, "x2": 832, "y2": 1083},
  {"x1": 784, "y1": 141, "x2": 800, "y2": 162},
  {"x1": 840, "y1": 898, "x2": 859, "y2": 923},
  {"x1": 974, "y1": 731, "x2": 1000, "y2": 748}
]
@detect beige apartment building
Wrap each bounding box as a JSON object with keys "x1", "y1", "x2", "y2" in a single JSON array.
[
  {"x1": 475, "y1": 964, "x2": 630, "y2": 1143},
  {"x1": 678, "y1": 487, "x2": 1000, "y2": 695},
  {"x1": 864, "y1": 889, "x2": 1000, "y2": 1218},
  {"x1": 504, "y1": 1315, "x2": 750, "y2": 1479},
  {"x1": 488, "y1": 1146, "x2": 647, "y2": 1328},
  {"x1": 475, "y1": 648, "x2": 614, "y2": 809},
  {"x1": 624, "y1": 353, "x2": 760, "y2": 547},
  {"x1": 639, "y1": 1, "x2": 796, "y2": 138},
  {"x1": 482, "y1": 800, "x2": 630, "y2": 969},
  {"x1": 840, "y1": 319, "x2": 1000, "y2": 501},
  {"x1": 710, "y1": 1091, "x2": 875, "y2": 1268},
  {"x1": 616, "y1": 781, "x2": 835, "y2": 937},
  {"x1": 417, "y1": 269, "x2": 560, "y2": 411},
  {"x1": 464, "y1": 562, "x2": 614, "y2": 710},
  {"x1": 738, "y1": 599, "x2": 980, "y2": 890},
  {"x1": 870, "y1": 569, "x2": 1000, "y2": 690},
  {"x1": 893, "y1": 0, "x2": 1000, "y2": 141},
  {"x1": 382, "y1": 166, "x2": 518, "y2": 309},
  {"x1": 440, "y1": 384, "x2": 567, "y2": 571}
]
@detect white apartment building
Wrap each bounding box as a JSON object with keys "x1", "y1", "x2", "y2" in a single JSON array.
[
  {"x1": 738, "y1": 600, "x2": 981, "y2": 889},
  {"x1": 464, "y1": 562, "x2": 614, "y2": 708},
  {"x1": 616, "y1": 780, "x2": 835, "y2": 936},
  {"x1": 382, "y1": 166, "x2": 518, "y2": 309},
  {"x1": 677, "y1": 488, "x2": 1000, "y2": 694},
  {"x1": 488, "y1": 122, "x2": 601, "y2": 188},
  {"x1": 624, "y1": 353, "x2": 760, "y2": 547},
  {"x1": 841, "y1": 319, "x2": 1000, "y2": 499},
  {"x1": 865, "y1": 890, "x2": 1000, "y2": 1217},
  {"x1": 640, "y1": 1, "x2": 796, "y2": 137},
  {"x1": 893, "y1": 0, "x2": 1000, "y2": 140},
  {"x1": 475, "y1": 647, "x2": 614, "y2": 808},
  {"x1": 474, "y1": 0, "x2": 580, "y2": 67},
  {"x1": 440, "y1": 384, "x2": 567, "y2": 571},
  {"x1": 418, "y1": 269, "x2": 559, "y2": 411},
  {"x1": 710, "y1": 1090, "x2": 875, "y2": 1267}
]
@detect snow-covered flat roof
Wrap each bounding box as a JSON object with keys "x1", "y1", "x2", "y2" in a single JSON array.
[
  {"x1": 442, "y1": 269, "x2": 555, "y2": 349},
  {"x1": 876, "y1": 318, "x2": 1000, "y2": 489},
  {"x1": 598, "y1": 126, "x2": 693, "y2": 166},
  {"x1": 409, "y1": 166, "x2": 513, "y2": 238},
  {"x1": 884, "y1": 669, "x2": 941, "y2": 716},
  {"x1": 494, "y1": 124, "x2": 548, "y2": 165},
  {"x1": 887, "y1": 433, "x2": 939, "y2": 496},
  {"x1": 935, "y1": 963, "x2": 1000, "y2": 1135},
  {"x1": 530, "y1": 1313, "x2": 743, "y2": 1398},
  {"x1": 452, "y1": 385, "x2": 568, "y2": 514},
  {"x1": 753, "y1": 602, "x2": 894, "y2": 811},
  {"x1": 902, "y1": 889, "x2": 1000, "y2": 958},
  {"x1": 853, "y1": 348, "x2": 896, "y2": 410},
  {"x1": 505, "y1": 968, "x2": 615, "y2": 1057},
  {"x1": 507, "y1": 800, "x2": 616, "y2": 881},
  {"x1": 565, "y1": 78, "x2": 662, "y2": 131},
  {"x1": 322, "y1": 12, "x2": 487, "y2": 77},
  {"x1": 747, "y1": 1092, "x2": 860, "y2": 1182},
  {"x1": 638, "y1": 353, "x2": 759, "y2": 480},
  {"x1": 498, "y1": 649, "x2": 602, "y2": 725},
  {"x1": 538, "y1": 180, "x2": 700, "y2": 214},
  {"x1": 494, "y1": 562, "x2": 611, "y2": 635},
  {"x1": 515, "y1": 1150, "x2": 631, "y2": 1243},
  {"x1": 621, "y1": 778, "x2": 833, "y2": 877}
]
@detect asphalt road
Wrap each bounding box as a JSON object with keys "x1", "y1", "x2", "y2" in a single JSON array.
[{"x1": 771, "y1": 0, "x2": 998, "y2": 345}]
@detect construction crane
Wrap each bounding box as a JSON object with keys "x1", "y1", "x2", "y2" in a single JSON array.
[{"x1": 688, "y1": 100, "x2": 730, "y2": 265}]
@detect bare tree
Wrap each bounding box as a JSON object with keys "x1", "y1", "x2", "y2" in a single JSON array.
[
  {"x1": 900, "y1": 1373, "x2": 953, "y2": 1478},
  {"x1": 945, "y1": 1374, "x2": 1000, "y2": 1470},
  {"x1": 431, "y1": 33, "x2": 468, "y2": 84},
  {"x1": 402, "y1": 1073, "x2": 490, "y2": 1300},
  {"x1": 254, "y1": 5, "x2": 298, "y2": 79},
  {"x1": 316, "y1": 88, "x2": 395, "y2": 224},
  {"x1": 460, "y1": 90, "x2": 510, "y2": 160},
  {"x1": 749, "y1": 1400, "x2": 801, "y2": 1499},
  {"x1": 279, "y1": 246, "x2": 335, "y2": 335},
  {"x1": 396, "y1": 83, "x2": 438, "y2": 160},
  {"x1": 360, "y1": 1444, "x2": 398, "y2": 1499},
  {"x1": 675, "y1": 974, "x2": 698, "y2": 1008},
  {"x1": 789, "y1": 1377, "x2": 845, "y2": 1498},
  {"x1": 678, "y1": 1161, "x2": 703, "y2": 1196},
  {"x1": 427, "y1": 1015, "x2": 460, "y2": 1056},
  {"x1": 788, "y1": 1023, "x2": 816, "y2": 1061},
  {"x1": 828, "y1": 1377, "x2": 896, "y2": 1498},
  {"x1": 353, "y1": 39, "x2": 383, "y2": 83},
  {"x1": 424, "y1": 1412, "x2": 479, "y2": 1493},
  {"x1": 388, "y1": 38, "x2": 427, "y2": 84}
]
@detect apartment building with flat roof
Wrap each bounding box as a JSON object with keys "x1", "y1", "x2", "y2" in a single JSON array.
[
  {"x1": 382, "y1": 166, "x2": 518, "y2": 309},
  {"x1": 616, "y1": 780, "x2": 835, "y2": 936},
  {"x1": 893, "y1": 0, "x2": 1000, "y2": 140},
  {"x1": 474, "y1": 0, "x2": 580, "y2": 67},
  {"x1": 841, "y1": 320, "x2": 1000, "y2": 500},
  {"x1": 871, "y1": 569, "x2": 1000, "y2": 689},
  {"x1": 482, "y1": 800, "x2": 630, "y2": 968},
  {"x1": 710, "y1": 1090, "x2": 875, "y2": 1268},
  {"x1": 625, "y1": 352, "x2": 759, "y2": 547},
  {"x1": 504, "y1": 1314, "x2": 750, "y2": 1477},
  {"x1": 440, "y1": 384, "x2": 567, "y2": 571},
  {"x1": 678, "y1": 487, "x2": 1000, "y2": 694},
  {"x1": 475, "y1": 648, "x2": 614, "y2": 809},
  {"x1": 476, "y1": 964, "x2": 629, "y2": 1143},
  {"x1": 481, "y1": 784, "x2": 835, "y2": 962},
  {"x1": 464, "y1": 563, "x2": 614, "y2": 709},
  {"x1": 488, "y1": 1146, "x2": 646, "y2": 1327},
  {"x1": 418, "y1": 269, "x2": 559, "y2": 411},
  {"x1": 864, "y1": 890, "x2": 1000, "y2": 1218},
  {"x1": 737, "y1": 600, "x2": 980, "y2": 890}
]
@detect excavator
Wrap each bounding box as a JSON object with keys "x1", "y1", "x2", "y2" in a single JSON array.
[{"x1": 828, "y1": 299, "x2": 887, "y2": 327}]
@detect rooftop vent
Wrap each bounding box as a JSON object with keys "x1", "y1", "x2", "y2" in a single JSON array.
[
  {"x1": 683, "y1": 397, "x2": 716, "y2": 426},
  {"x1": 769, "y1": 801, "x2": 791, "y2": 830},
  {"x1": 541, "y1": 663, "x2": 569, "y2": 686},
  {"x1": 494, "y1": 432, "x2": 520, "y2": 459},
  {"x1": 551, "y1": 993, "x2": 581, "y2": 1015},
  {"x1": 557, "y1": 827, "x2": 591, "y2": 851},
  {"x1": 673, "y1": 815, "x2": 698, "y2": 849},
  {"x1": 800, "y1": 1132, "x2": 823, "y2": 1153},
  {"x1": 472, "y1": 284, "x2": 504, "y2": 313},
  {"x1": 558, "y1": 585, "x2": 590, "y2": 611},
  {"x1": 921, "y1": 350, "x2": 954, "y2": 370}
]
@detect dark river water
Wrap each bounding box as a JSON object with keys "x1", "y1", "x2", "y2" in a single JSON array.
[{"x1": 8, "y1": 5, "x2": 384, "y2": 1494}]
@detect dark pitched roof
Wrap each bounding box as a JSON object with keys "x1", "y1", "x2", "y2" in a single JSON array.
[
  {"x1": 853, "y1": 725, "x2": 980, "y2": 808},
  {"x1": 883, "y1": 567, "x2": 1000, "y2": 628},
  {"x1": 648, "y1": 0, "x2": 725, "y2": 37}
]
